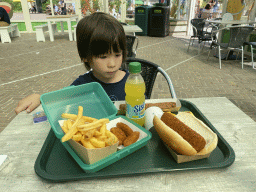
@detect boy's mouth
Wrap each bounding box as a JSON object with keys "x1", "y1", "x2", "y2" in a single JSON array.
[{"x1": 107, "y1": 71, "x2": 116, "y2": 75}]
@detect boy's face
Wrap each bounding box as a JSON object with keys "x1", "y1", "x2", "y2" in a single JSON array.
[{"x1": 88, "y1": 50, "x2": 123, "y2": 83}]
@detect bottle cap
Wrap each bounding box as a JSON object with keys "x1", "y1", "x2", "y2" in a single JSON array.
[{"x1": 128, "y1": 62, "x2": 141, "y2": 73}]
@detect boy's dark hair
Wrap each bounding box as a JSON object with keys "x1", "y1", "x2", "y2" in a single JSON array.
[{"x1": 76, "y1": 12, "x2": 127, "y2": 70}]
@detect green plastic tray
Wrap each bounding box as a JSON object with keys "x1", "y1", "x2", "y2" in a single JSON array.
[
  {"x1": 40, "y1": 82, "x2": 117, "y2": 139},
  {"x1": 34, "y1": 100, "x2": 235, "y2": 182}
]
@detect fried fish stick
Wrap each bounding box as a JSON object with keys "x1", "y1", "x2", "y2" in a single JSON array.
[
  {"x1": 110, "y1": 127, "x2": 127, "y2": 146},
  {"x1": 123, "y1": 131, "x2": 140, "y2": 147},
  {"x1": 117, "y1": 122, "x2": 133, "y2": 136}
]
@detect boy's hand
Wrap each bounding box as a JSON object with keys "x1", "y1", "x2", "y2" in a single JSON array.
[{"x1": 15, "y1": 94, "x2": 41, "y2": 114}]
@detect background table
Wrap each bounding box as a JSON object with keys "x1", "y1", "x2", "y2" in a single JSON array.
[
  {"x1": 46, "y1": 15, "x2": 79, "y2": 42},
  {"x1": 0, "y1": 97, "x2": 256, "y2": 191},
  {"x1": 206, "y1": 19, "x2": 256, "y2": 26},
  {"x1": 123, "y1": 25, "x2": 142, "y2": 36}
]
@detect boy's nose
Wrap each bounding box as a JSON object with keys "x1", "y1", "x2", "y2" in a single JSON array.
[{"x1": 107, "y1": 57, "x2": 116, "y2": 68}]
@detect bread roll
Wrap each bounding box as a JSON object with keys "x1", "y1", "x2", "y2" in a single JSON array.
[{"x1": 153, "y1": 112, "x2": 218, "y2": 156}]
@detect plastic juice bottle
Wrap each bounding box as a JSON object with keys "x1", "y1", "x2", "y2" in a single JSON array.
[{"x1": 125, "y1": 62, "x2": 146, "y2": 127}]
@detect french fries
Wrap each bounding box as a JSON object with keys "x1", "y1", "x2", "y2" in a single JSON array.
[{"x1": 60, "y1": 106, "x2": 118, "y2": 149}]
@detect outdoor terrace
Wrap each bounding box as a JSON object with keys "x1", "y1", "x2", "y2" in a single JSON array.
[{"x1": 0, "y1": 31, "x2": 256, "y2": 133}]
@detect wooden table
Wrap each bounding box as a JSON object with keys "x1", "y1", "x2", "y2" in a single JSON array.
[
  {"x1": 46, "y1": 15, "x2": 79, "y2": 42},
  {"x1": 1, "y1": 97, "x2": 256, "y2": 191}
]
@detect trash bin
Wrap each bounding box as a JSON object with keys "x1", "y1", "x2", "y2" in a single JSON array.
[
  {"x1": 135, "y1": 5, "x2": 152, "y2": 36},
  {"x1": 148, "y1": 6, "x2": 170, "y2": 37}
]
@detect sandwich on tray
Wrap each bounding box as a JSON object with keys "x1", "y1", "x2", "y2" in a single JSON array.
[{"x1": 153, "y1": 112, "x2": 218, "y2": 156}]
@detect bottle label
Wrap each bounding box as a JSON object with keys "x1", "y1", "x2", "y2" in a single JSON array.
[{"x1": 126, "y1": 102, "x2": 145, "y2": 120}]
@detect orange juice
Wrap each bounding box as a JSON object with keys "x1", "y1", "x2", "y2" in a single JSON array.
[{"x1": 125, "y1": 62, "x2": 146, "y2": 127}]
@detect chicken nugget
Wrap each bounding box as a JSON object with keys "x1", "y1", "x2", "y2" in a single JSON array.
[
  {"x1": 110, "y1": 127, "x2": 127, "y2": 146},
  {"x1": 123, "y1": 131, "x2": 140, "y2": 147},
  {"x1": 117, "y1": 122, "x2": 133, "y2": 136}
]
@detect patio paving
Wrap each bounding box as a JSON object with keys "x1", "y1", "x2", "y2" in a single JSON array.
[{"x1": 0, "y1": 31, "x2": 255, "y2": 133}]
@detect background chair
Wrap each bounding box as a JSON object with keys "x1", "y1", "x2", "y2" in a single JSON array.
[
  {"x1": 124, "y1": 57, "x2": 177, "y2": 99},
  {"x1": 243, "y1": 41, "x2": 256, "y2": 69},
  {"x1": 207, "y1": 25, "x2": 255, "y2": 69},
  {"x1": 187, "y1": 18, "x2": 212, "y2": 53},
  {"x1": 126, "y1": 35, "x2": 139, "y2": 58}
]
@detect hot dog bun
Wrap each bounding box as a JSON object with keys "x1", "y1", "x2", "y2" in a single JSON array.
[{"x1": 153, "y1": 112, "x2": 218, "y2": 156}]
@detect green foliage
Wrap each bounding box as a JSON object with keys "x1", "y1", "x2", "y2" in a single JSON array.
[
  {"x1": 92, "y1": 0, "x2": 100, "y2": 11},
  {"x1": 201, "y1": 1, "x2": 207, "y2": 8},
  {"x1": 42, "y1": 0, "x2": 59, "y2": 11},
  {"x1": 81, "y1": 0, "x2": 100, "y2": 12},
  {"x1": 109, "y1": 0, "x2": 128, "y2": 13}
]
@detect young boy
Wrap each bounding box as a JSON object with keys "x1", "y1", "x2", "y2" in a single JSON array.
[{"x1": 15, "y1": 12, "x2": 128, "y2": 114}]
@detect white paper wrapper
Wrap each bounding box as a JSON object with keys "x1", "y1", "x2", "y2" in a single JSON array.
[
  {"x1": 58, "y1": 119, "x2": 118, "y2": 164},
  {"x1": 144, "y1": 107, "x2": 164, "y2": 130}
]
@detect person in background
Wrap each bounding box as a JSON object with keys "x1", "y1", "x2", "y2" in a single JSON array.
[
  {"x1": 15, "y1": 12, "x2": 128, "y2": 114},
  {"x1": 208, "y1": 0, "x2": 216, "y2": 9},
  {"x1": 111, "y1": 4, "x2": 117, "y2": 18},
  {"x1": 61, "y1": 0, "x2": 67, "y2": 15},
  {"x1": 204, "y1": 4, "x2": 211, "y2": 10},
  {"x1": 0, "y1": 7, "x2": 10, "y2": 26},
  {"x1": 54, "y1": 4, "x2": 58, "y2": 15},
  {"x1": 32, "y1": 5, "x2": 37, "y2": 14},
  {"x1": 68, "y1": 5, "x2": 73, "y2": 15},
  {"x1": 72, "y1": 2, "x2": 75, "y2": 14},
  {"x1": 201, "y1": 3, "x2": 213, "y2": 19},
  {"x1": 58, "y1": 0, "x2": 63, "y2": 6},
  {"x1": 212, "y1": 0, "x2": 219, "y2": 12}
]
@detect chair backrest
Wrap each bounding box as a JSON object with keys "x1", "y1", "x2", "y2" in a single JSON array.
[
  {"x1": 191, "y1": 18, "x2": 205, "y2": 37},
  {"x1": 228, "y1": 26, "x2": 255, "y2": 48},
  {"x1": 209, "y1": 17, "x2": 222, "y2": 33},
  {"x1": 126, "y1": 35, "x2": 138, "y2": 58},
  {"x1": 124, "y1": 57, "x2": 159, "y2": 99}
]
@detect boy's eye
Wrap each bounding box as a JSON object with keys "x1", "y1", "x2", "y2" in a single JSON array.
[
  {"x1": 116, "y1": 53, "x2": 122, "y2": 57},
  {"x1": 99, "y1": 55, "x2": 107, "y2": 59}
]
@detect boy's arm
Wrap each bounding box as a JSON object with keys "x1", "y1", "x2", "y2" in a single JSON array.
[{"x1": 15, "y1": 94, "x2": 41, "y2": 114}]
